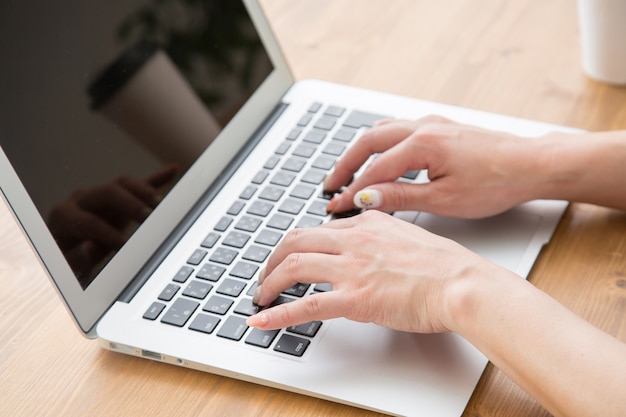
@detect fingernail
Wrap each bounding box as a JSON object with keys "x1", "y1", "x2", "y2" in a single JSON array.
[
  {"x1": 246, "y1": 312, "x2": 268, "y2": 328},
  {"x1": 326, "y1": 194, "x2": 339, "y2": 213},
  {"x1": 257, "y1": 268, "x2": 266, "y2": 285},
  {"x1": 252, "y1": 285, "x2": 262, "y2": 305},
  {"x1": 322, "y1": 170, "x2": 335, "y2": 191},
  {"x1": 353, "y1": 189, "x2": 382, "y2": 209}
]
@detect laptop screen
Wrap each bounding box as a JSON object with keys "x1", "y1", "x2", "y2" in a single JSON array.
[{"x1": 0, "y1": 1, "x2": 273, "y2": 288}]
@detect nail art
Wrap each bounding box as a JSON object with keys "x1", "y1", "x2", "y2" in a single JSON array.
[{"x1": 353, "y1": 189, "x2": 382, "y2": 209}]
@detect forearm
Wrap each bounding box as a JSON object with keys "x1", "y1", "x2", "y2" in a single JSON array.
[
  {"x1": 445, "y1": 266, "x2": 626, "y2": 417},
  {"x1": 532, "y1": 130, "x2": 626, "y2": 210}
]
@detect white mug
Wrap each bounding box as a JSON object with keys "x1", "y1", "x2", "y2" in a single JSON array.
[{"x1": 577, "y1": 0, "x2": 626, "y2": 85}]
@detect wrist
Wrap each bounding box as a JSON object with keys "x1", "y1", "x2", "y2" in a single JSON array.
[{"x1": 440, "y1": 260, "x2": 524, "y2": 336}]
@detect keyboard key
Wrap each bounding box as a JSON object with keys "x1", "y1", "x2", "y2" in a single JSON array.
[
  {"x1": 254, "y1": 229, "x2": 282, "y2": 246},
  {"x1": 143, "y1": 302, "x2": 166, "y2": 320},
  {"x1": 286, "y1": 127, "x2": 302, "y2": 140},
  {"x1": 203, "y1": 295, "x2": 234, "y2": 315},
  {"x1": 222, "y1": 231, "x2": 250, "y2": 249},
  {"x1": 234, "y1": 298, "x2": 262, "y2": 316},
  {"x1": 297, "y1": 114, "x2": 312, "y2": 127},
  {"x1": 229, "y1": 261, "x2": 259, "y2": 280},
  {"x1": 312, "y1": 156, "x2": 336, "y2": 171},
  {"x1": 209, "y1": 247, "x2": 238, "y2": 265},
  {"x1": 200, "y1": 232, "x2": 221, "y2": 248},
  {"x1": 214, "y1": 216, "x2": 233, "y2": 232},
  {"x1": 306, "y1": 200, "x2": 329, "y2": 217},
  {"x1": 246, "y1": 281, "x2": 258, "y2": 297},
  {"x1": 314, "y1": 283, "x2": 333, "y2": 292},
  {"x1": 333, "y1": 128, "x2": 356, "y2": 142},
  {"x1": 239, "y1": 185, "x2": 257, "y2": 200},
  {"x1": 189, "y1": 313, "x2": 221, "y2": 334},
  {"x1": 161, "y1": 298, "x2": 199, "y2": 327},
  {"x1": 235, "y1": 216, "x2": 263, "y2": 233},
  {"x1": 324, "y1": 105, "x2": 345, "y2": 117},
  {"x1": 259, "y1": 186, "x2": 285, "y2": 202},
  {"x1": 343, "y1": 110, "x2": 387, "y2": 129},
  {"x1": 270, "y1": 171, "x2": 296, "y2": 187},
  {"x1": 247, "y1": 200, "x2": 274, "y2": 217},
  {"x1": 182, "y1": 280, "x2": 213, "y2": 300},
  {"x1": 287, "y1": 321, "x2": 322, "y2": 337},
  {"x1": 269, "y1": 295, "x2": 296, "y2": 307},
  {"x1": 292, "y1": 144, "x2": 316, "y2": 158},
  {"x1": 274, "y1": 334, "x2": 310, "y2": 357},
  {"x1": 303, "y1": 130, "x2": 326, "y2": 144},
  {"x1": 226, "y1": 200, "x2": 246, "y2": 216},
  {"x1": 252, "y1": 170, "x2": 269, "y2": 185},
  {"x1": 308, "y1": 102, "x2": 322, "y2": 113},
  {"x1": 242, "y1": 245, "x2": 271, "y2": 263},
  {"x1": 314, "y1": 117, "x2": 336, "y2": 131},
  {"x1": 173, "y1": 265, "x2": 194, "y2": 283},
  {"x1": 283, "y1": 283, "x2": 310, "y2": 297},
  {"x1": 245, "y1": 328, "x2": 280, "y2": 348},
  {"x1": 216, "y1": 278, "x2": 247, "y2": 297},
  {"x1": 274, "y1": 141, "x2": 291, "y2": 155},
  {"x1": 295, "y1": 216, "x2": 323, "y2": 228},
  {"x1": 282, "y1": 157, "x2": 306, "y2": 172},
  {"x1": 264, "y1": 156, "x2": 281, "y2": 170},
  {"x1": 301, "y1": 169, "x2": 326, "y2": 185},
  {"x1": 322, "y1": 141, "x2": 346, "y2": 156},
  {"x1": 158, "y1": 283, "x2": 180, "y2": 301},
  {"x1": 267, "y1": 213, "x2": 294, "y2": 230},
  {"x1": 187, "y1": 249, "x2": 208, "y2": 265},
  {"x1": 278, "y1": 198, "x2": 304, "y2": 215},
  {"x1": 290, "y1": 184, "x2": 315, "y2": 200},
  {"x1": 401, "y1": 169, "x2": 420, "y2": 180},
  {"x1": 196, "y1": 263, "x2": 226, "y2": 282},
  {"x1": 217, "y1": 316, "x2": 249, "y2": 341}
]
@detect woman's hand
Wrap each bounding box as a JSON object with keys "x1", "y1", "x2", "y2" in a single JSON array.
[
  {"x1": 325, "y1": 116, "x2": 551, "y2": 218},
  {"x1": 247, "y1": 210, "x2": 492, "y2": 333}
]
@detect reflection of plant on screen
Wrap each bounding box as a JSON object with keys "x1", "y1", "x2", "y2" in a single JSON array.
[{"x1": 116, "y1": 0, "x2": 271, "y2": 113}]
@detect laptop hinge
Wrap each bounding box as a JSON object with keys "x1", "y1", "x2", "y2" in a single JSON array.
[{"x1": 117, "y1": 101, "x2": 290, "y2": 303}]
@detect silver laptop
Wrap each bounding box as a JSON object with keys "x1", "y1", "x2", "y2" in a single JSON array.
[{"x1": 0, "y1": 1, "x2": 573, "y2": 415}]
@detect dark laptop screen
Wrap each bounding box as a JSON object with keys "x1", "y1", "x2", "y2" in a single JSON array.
[{"x1": 0, "y1": 1, "x2": 273, "y2": 288}]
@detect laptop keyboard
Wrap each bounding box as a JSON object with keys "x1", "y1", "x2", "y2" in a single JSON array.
[{"x1": 142, "y1": 102, "x2": 402, "y2": 358}]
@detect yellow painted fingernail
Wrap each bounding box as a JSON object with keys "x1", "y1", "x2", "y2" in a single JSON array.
[{"x1": 353, "y1": 189, "x2": 382, "y2": 209}]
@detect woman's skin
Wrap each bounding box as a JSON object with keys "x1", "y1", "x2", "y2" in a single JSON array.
[{"x1": 247, "y1": 116, "x2": 626, "y2": 417}]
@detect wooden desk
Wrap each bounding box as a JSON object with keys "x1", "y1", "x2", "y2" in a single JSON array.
[{"x1": 2, "y1": 1, "x2": 625, "y2": 416}]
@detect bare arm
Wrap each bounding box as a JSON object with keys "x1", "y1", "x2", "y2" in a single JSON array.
[
  {"x1": 247, "y1": 212, "x2": 626, "y2": 417},
  {"x1": 323, "y1": 117, "x2": 626, "y2": 217}
]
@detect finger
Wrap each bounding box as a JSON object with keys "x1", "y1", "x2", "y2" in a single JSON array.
[
  {"x1": 247, "y1": 291, "x2": 347, "y2": 330},
  {"x1": 328, "y1": 134, "x2": 429, "y2": 213},
  {"x1": 257, "y1": 251, "x2": 344, "y2": 307},
  {"x1": 264, "y1": 227, "x2": 343, "y2": 274},
  {"x1": 324, "y1": 120, "x2": 416, "y2": 192},
  {"x1": 350, "y1": 182, "x2": 437, "y2": 213}
]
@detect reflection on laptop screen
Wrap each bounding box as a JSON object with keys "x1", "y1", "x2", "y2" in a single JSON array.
[{"x1": 0, "y1": 1, "x2": 273, "y2": 288}]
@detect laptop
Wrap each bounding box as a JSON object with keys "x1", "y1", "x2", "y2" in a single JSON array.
[{"x1": 0, "y1": 0, "x2": 574, "y2": 415}]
